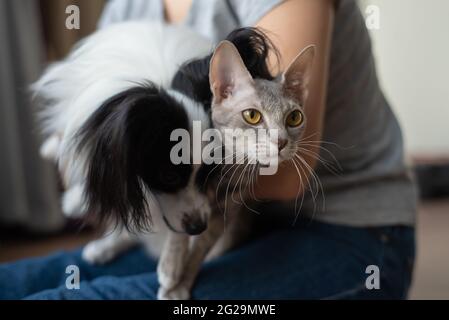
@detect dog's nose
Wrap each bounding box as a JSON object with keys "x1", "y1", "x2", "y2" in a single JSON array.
[
  {"x1": 182, "y1": 215, "x2": 208, "y2": 236},
  {"x1": 278, "y1": 139, "x2": 288, "y2": 152}
]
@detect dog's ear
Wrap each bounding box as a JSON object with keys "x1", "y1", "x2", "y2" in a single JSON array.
[{"x1": 76, "y1": 84, "x2": 189, "y2": 231}]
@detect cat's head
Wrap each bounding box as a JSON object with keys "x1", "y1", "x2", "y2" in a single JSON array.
[{"x1": 209, "y1": 41, "x2": 315, "y2": 166}]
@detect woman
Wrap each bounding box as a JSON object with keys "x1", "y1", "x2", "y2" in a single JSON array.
[{"x1": 0, "y1": 0, "x2": 416, "y2": 299}]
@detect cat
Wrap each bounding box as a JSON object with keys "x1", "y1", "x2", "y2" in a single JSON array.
[{"x1": 158, "y1": 32, "x2": 315, "y2": 299}]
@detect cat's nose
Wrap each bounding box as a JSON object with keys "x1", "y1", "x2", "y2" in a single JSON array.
[{"x1": 278, "y1": 139, "x2": 288, "y2": 152}]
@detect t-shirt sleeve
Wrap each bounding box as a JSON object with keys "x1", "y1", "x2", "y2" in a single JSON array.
[
  {"x1": 98, "y1": 0, "x2": 156, "y2": 29},
  {"x1": 228, "y1": 0, "x2": 342, "y2": 27},
  {"x1": 227, "y1": 0, "x2": 283, "y2": 26}
]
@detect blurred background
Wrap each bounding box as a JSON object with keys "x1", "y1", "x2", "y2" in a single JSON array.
[{"x1": 0, "y1": 0, "x2": 448, "y2": 299}]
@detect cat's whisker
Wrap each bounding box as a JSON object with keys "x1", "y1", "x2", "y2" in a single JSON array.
[
  {"x1": 297, "y1": 137, "x2": 347, "y2": 149},
  {"x1": 295, "y1": 156, "x2": 321, "y2": 224},
  {"x1": 294, "y1": 153, "x2": 326, "y2": 216},
  {"x1": 295, "y1": 132, "x2": 323, "y2": 145},
  {"x1": 226, "y1": 156, "x2": 248, "y2": 206},
  {"x1": 215, "y1": 152, "x2": 239, "y2": 213},
  {"x1": 297, "y1": 135, "x2": 346, "y2": 150},
  {"x1": 222, "y1": 161, "x2": 244, "y2": 217},
  {"x1": 248, "y1": 163, "x2": 262, "y2": 203},
  {"x1": 200, "y1": 147, "x2": 228, "y2": 190},
  {"x1": 292, "y1": 155, "x2": 316, "y2": 204},
  {"x1": 232, "y1": 161, "x2": 261, "y2": 215},
  {"x1": 294, "y1": 154, "x2": 320, "y2": 201},
  {"x1": 231, "y1": 162, "x2": 245, "y2": 204},
  {"x1": 218, "y1": 162, "x2": 242, "y2": 231},
  {"x1": 203, "y1": 147, "x2": 236, "y2": 185},
  {"x1": 290, "y1": 158, "x2": 306, "y2": 226},
  {"x1": 234, "y1": 161, "x2": 250, "y2": 202},
  {"x1": 296, "y1": 146, "x2": 342, "y2": 177},
  {"x1": 292, "y1": 156, "x2": 318, "y2": 225},
  {"x1": 296, "y1": 142, "x2": 343, "y2": 173},
  {"x1": 242, "y1": 164, "x2": 262, "y2": 214}
]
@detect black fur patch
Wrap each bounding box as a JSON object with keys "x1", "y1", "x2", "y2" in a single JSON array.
[
  {"x1": 172, "y1": 27, "x2": 277, "y2": 113},
  {"x1": 195, "y1": 163, "x2": 219, "y2": 193},
  {"x1": 76, "y1": 84, "x2": 191, "y2": 231}
]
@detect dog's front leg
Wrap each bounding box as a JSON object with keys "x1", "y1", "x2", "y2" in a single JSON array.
[
  {"x1": 161, "y1": 212, "x2": 225, "y2": 300},
  {"x1": 157, "y1": 232, "x2": 189, "y2": 299}
]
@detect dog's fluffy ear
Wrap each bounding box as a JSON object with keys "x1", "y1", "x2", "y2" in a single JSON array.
[{"x1": 75, "y1": 84, "x2": 188, "y2": 231}]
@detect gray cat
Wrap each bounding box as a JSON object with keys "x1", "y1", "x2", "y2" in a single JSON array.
[{"x1": 159, "y1": 40, "x2": 315, "y2": 299}]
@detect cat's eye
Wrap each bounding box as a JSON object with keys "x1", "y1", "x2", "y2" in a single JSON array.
[
  {"x1": 286, "y1": 110, "x2": 304, "y2": 127},
  {"x1": 242, "y1": 109, "x2": 262, "y2": 125}
]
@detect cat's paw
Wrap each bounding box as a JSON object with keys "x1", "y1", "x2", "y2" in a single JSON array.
[
  {"x1": 157, "y1": 285, "x2": 191, "y2": 300},
  {"x1": 82, "y1": 242, "x2": 116, "y2": 265}
]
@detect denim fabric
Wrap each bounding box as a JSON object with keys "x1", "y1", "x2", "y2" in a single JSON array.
[{"x1": 0, "y1": 220, "x2": 415, "y2": 300}]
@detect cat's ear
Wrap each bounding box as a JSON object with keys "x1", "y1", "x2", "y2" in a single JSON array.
[
  {"x1": 281, "y1": 45, "x2": 315, "y2": 106},
  {"x1": 209, "y1": 40, "x2": 254, "y2": 104}
]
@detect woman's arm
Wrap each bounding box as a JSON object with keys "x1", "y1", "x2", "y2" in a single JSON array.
[{"x1": 254, "y1": 0, "x2": 335, "y2": 200}]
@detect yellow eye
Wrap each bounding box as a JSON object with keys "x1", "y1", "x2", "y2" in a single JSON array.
[
  {"x1": 286, "y1": 110, "x2": 304, "y2": 127},
  {"x1": 242, "y1": 109, "x2": 262, "y2": 125}
]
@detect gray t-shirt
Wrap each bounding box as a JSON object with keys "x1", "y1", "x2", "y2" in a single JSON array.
[{"x1": 99, "y1": 0, "x2": 417, "y2": 226}]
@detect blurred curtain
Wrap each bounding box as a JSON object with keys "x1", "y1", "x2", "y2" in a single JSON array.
[
  {"x1": 40, "y1": 0, "x2": 105, "y2": 60},
  {"x1": 0, "y1": 0, "x2": 104, "y2": 231},
  {"x1": 0, "y1": 0, "x2": 63, "y2": 231}
]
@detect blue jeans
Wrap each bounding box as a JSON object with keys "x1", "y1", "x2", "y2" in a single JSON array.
[{"x1": 0, "y1": 219, "x2": 415, "y2": 300}]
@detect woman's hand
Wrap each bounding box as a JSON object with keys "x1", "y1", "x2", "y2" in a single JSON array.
[{"x1": 254, "y1": 0, "x2": 335, "y2": 200}]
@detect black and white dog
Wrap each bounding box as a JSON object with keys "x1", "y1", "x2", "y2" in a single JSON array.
[{"x1": 33, "y1": 22, "x2": 275, "y2": 299}]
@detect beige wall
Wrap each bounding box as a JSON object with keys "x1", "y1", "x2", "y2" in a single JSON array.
[{"x1": 359, "y1": 0, "x2": 449, "y2": 155}]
